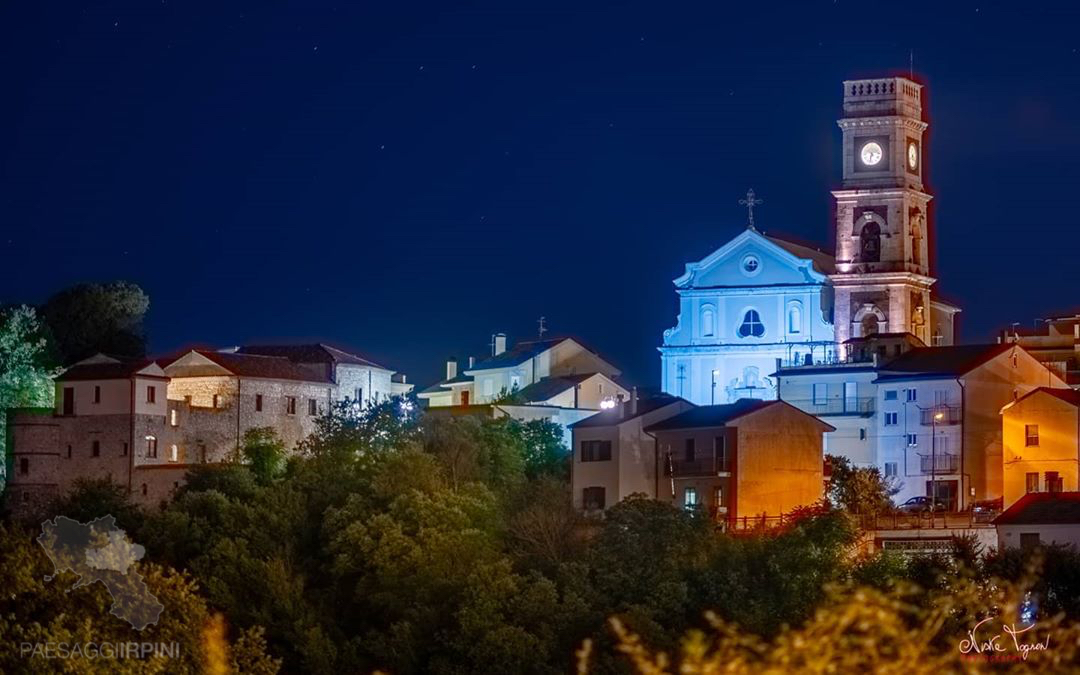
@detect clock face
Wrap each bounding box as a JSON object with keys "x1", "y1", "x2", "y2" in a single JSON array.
[
  {"x1": 908, "y1": 142, "x2": 918, "y2": 169},
  {"x1": 860, "y1": 141, "x2": 883, "y2": 166}
]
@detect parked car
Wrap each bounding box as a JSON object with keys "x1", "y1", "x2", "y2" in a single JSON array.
[
  {"x1": 970, "y1": 497, "x2": 1003, "y2": 522},
  {"x1": 896, "y1": 496, "x2": 947, "y2": 514}
]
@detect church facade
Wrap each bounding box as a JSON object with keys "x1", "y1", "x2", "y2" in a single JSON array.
[{"x1": 661, "y1": 76, "x2": 957, "y2": 407}]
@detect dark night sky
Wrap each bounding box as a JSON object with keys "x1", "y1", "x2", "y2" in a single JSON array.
[{"x1": 4, "y1": 1, "x2": 1080, "y2": 388}]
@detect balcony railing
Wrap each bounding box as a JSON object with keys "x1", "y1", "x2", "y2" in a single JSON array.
[
  {"x1": 920, "y1": 453, "x2": 959, "y2": 473},
  {"x1": 665, "y1": 455, "x2": 730, "y2": 477},
  {"x1": 920, "y1": 406, "x2": 962, "y2": 426},
  {"x1": 786, "y1": 397, "x2": 875, "y2": 417}
]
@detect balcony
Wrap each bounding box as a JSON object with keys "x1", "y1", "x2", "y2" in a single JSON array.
[
  {"x1": 664, "y1": 455, "x2": 730, "y2": 477},
  {"x1": 787, "y1": 397, "x2": 875, "y2": 417},
  {"x1": 920, "y1": 453, "x2": 959, "y2": 474},
  {"x1": 920, "y1": 406, "x2": 962, "y2": 426}
]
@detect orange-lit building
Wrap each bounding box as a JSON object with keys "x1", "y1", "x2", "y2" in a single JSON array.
[
  {"x1": 1001, "y1": 387, "x2": 1080, "y2": 509},
  {"x1": 643, "y1": 399, "x2": 833, "y2": 524}
]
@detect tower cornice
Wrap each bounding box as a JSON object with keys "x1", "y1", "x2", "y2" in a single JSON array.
[{"x1": 837, "y1": 117, "x2": 928, "y2": 133}]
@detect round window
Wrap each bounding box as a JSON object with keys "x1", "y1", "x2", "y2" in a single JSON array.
[{"x1": 741, "y1": 254, "x2": 761, "y2": 276}]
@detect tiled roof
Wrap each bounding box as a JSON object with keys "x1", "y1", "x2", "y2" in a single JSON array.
[
  {"x1": 165, "y1": 350, "x2": 333, "y2": 383},
  {"x1": 467, "y1": 338, "x2": 569, "y2": 370},
  {"x1": 644, "y1": 399, "x2": 775, "y2": 431},
  {"x1": 237, "y1": 343, "x2": 386, "y2": 369},
  {"x1": 874, "y1": 344, "x2": 1012, "y2": 381},
  {"x1": 58, "y1": 359, "x2": 160, "y2": 381},
  {"x1": 766, "y1": 235, "x2": 836, "y2": 275},
  {"x1": 993, "y1": 492, "x2": 1080, "y2": 525},
  {"x1": 513, "y1": 374, "x2": 594, "y2": 404},
  {"x1": 570, "y1": 394, "x2": 690, "y2": 428},
  {"x1": 1014, "y1": 386, "x2": 1080, "y2": 407}
]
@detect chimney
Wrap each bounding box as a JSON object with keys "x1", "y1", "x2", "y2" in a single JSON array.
[
  {"x1": 468, "y1": 356, "x2": 476, "y2": 368},
  {"x1": 631, "y1": 386, "x2": 638, "y2": 415},
  {"x1": 493, "y1": 333, "x2": 507, "y2": 356},
  {"x1": 446, "y1": 358, "x2": 458, "y2": 381}
]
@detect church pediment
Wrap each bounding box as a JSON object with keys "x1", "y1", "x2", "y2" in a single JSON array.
[{"x1": 674, "y1": 229, "x2": 830, "y2": 290}]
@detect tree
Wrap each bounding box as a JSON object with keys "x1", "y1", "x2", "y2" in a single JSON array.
[
  {"x1": 40, "y1": 281, "x2": 149, "y2": 364},
  {"x1": 48, "y1": 477, "x2": 145, "y2": 533},
  {"x1": 298, "y1": 397, "x2": 419, "y2": 457},
  {"x1": 0, "y1": 305, "x2": 59, "y2": 463},
  {"x1": 513, "y1": 419, "x2": 569, "y2": 480},
  {"x1": 826, "y1": 454, "x2": 898, "y2": 516},
  {"x1": 238, "y1": 427, "x2": 286, "y2": 484}
]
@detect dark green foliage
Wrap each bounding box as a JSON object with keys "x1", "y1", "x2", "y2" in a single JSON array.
[
  {"x1": 826, "y1": 454, "x2": 899, "y2": 515},
  {"x1": 515, "y1": 418, "x2": 569, "y2": 479},
  {"x1": 48, "y1": 477, "x2": 145, "y2": 532},
  {"x1": 239, "y1": 427, "x2": 287, "y2": 484},
  {"x1": 39, "y1": 281, "x2": 149, "y2": 364}
]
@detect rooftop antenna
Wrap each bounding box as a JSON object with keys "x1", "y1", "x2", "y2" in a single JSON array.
[
  {"x1": 537, "y1": 316, "x2": 548, "y2": 339},
  {"x1": 739, "y1": 188, "x2": 763, "y2": 231},
  {"x1": 909, "y1": 49, "x2": 914, "y2": 79}
]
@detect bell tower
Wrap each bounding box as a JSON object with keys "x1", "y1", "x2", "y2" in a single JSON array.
[{"x1": 831, "y1": 76, "x2": 934, "y2": 351}]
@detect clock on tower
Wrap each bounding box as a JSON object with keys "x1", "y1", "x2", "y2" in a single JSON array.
[{"x1": 829, "y1": 77, "x2": 954, "y2": 351}]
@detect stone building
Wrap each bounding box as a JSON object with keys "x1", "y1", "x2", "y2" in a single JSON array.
[{"x1": 6, "y1": 344, "x2": 410, "y2": 515}]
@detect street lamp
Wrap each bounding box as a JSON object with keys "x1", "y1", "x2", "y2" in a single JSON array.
[
  {"x1": 931, "y1": 410, "x2": 944, "y2": 527},
  {"x1": 711, "y1": 369, "x2": 720, "y2": 405}
]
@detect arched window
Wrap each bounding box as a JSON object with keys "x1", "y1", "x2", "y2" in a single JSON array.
[
  {"x1": 860, "y1": 222, "x2": 881, "y2": 263},
  {"x1": 701, "y1": 306, "x2": 715, "y2": 337},
  {"x1": 861, "y1": 313, "x2": 880, "y2": 337},
  {"x1": 787, "y1": 302, "x2": 802, "y2": 334},
  {"x1": 737, "y1": 309, "x2": 765, "y2": 338}
]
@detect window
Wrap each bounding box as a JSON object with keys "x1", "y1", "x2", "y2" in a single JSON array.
[
  {"x1": 906, "y1": 433, "x2": 917, "y2": 447},
  {"x1": 884, "y1": 462, "x2": 898, "y2": 478},
  {"x1": 583, "y1": 486, "x2": 606, "y2": 511},
  {"x1": 146, "y1": 385, "x2": 156, "y2": 403},
  {"x1": 67, "y1": 444, "x2": 72, "y2": 458},
  {"x1": 146, "y1": 437, "x2": 158, "y2": 458},
  {"x1": 255, "y1": 394, "x2": 263, "y2": 412},
  {"x1": 884, "y1": 412, "x2": 898, "y2": 426},
  {"x1": 286, "y1": 397, "x2": 297, "y2": 415},
  {"x1": 354, "y1": 387, "x2": 363, "y2": 403},
  {"x1": 934, "y1": 390, "x2": 948, "y2": 406},
  {"x1": 212, "y1": 394, "x2": 221, "y2": 409},
  {"x1": 122, "y1": 442, "x2": 128, "y2": 457},
  {"x1": 93, "y1": 386, "x2": 101, "y2": 404},
  {"x1": 580, "y1": 440, "x2": 612, "y2": 462},
  {"x1": 1026, "y1": 472, "x2": 1039, "y2": 494},
  {"x1": 859, "y1": 428, "x2": 867, "y2": 441},
  {"x1": 684, "y1": 487, "x2": 698, "y2": 509},
  {"x1": 737, "y1": 309, "x2": 765, "y2": 338},
  {"x1": 510, "y1": 374, "x2": 522, "y2": 390},
  {"x1": 141, "y1": 484, "x2": 148, "y2": 497},
  {"x1": 1046, "y1": 472, "x2": 1063, "y2": 493},
  {"x1": 701, "y1": 306, "x2": 716, "y2": 337},
  {"x1": 905, "y1": 389, "x2": 917, "y2": 402},
  {"x1": 813, "y1": 383, "x2": 828, "y2": 405},
  {"x1": 714, "y1": 435, "x2": 727, "y2": 467},
  {"x1": 713, "y1": 486, "x2": 724, "y2": 508},
  {"x1": 170, "y1": 444, "x2": 179, "y2": 462},
  {"x1": 741, "y1": 254, "x2": 760, "y2": 275},
  {"x1": 92, "y1": 440, "x2": 100, "y2": 457},
  {"x1": 859, "y1": 221, "x2": 881, "y2": 262},
  {"x1": 170, "y1": 409, "x2": 178, "y2": 426},
  {"x1": 787, "y1": 303, "x2": 802, "y2": 334},
  {"x1": 1025, "y1": 424, "x2": 1039, "y2": 447},
  {"x1": 62, "y1": 387, "x2": 74, "y2": 415},
  {"x1": 308, "y1": 399, "x2": 318, "y2": 416},
  {"x1": 684, "y1": 438, "x2": 696, "y2": 462},
  {"x1": 884, "y1": 390, "x2": 898, "y2": 401},
  {"x1": 19, "y1": 457, "x2": 29, "y2": 476}
]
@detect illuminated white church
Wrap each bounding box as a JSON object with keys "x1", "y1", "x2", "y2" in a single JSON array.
[{"x1": 661, "y1": 76, "x2": 959, "y2": 406}]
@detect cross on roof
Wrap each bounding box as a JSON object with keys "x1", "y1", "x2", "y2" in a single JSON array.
[{"x1": 739, "y1": 188, "x2": 763, "y2": 230}]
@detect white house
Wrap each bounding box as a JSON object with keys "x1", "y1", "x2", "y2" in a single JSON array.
[
  {"x1": 994, "y1": 492, "x2": 1080, "y2": 551},
  {"x1": 659, "y1": 227, "x2": 836, "y2": 406}
]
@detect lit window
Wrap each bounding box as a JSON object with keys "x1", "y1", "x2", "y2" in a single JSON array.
[
  {"x1": 213, "y1": 394, "x2": 221, "y2": 409},
  {"x1": 701, "y1": 306, "x2": 715, "y2": 337},
  {"x1": 884, "y1": 412, "x2": 898, "y2": 426},
  {"x1": 1025, "y1": 424, "x2": 1039, "y2": 447},
  {"x1": 170, "y1": 445, "x2": 178, "y2": 462},
  {"x1": 737, "y1": 309, "x2": 765, "y2": 338},
  {"x1": 146, "y1": 436, "x2": 158, "y2": 458},
  {"x1": 170, "y1": 409, "x2": 178, "y2": 426},
  {"x1": 684, "y1": 487, "x2": 698, "y2": 509}
]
